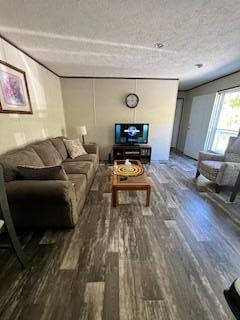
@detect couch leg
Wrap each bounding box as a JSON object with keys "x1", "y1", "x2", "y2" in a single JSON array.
[
  {"x1": 196, "y1": 170, "x2": 200, "y2": 178},
  {"x1": 215, "y1": 185, "x2": 221, "y2": 193}
]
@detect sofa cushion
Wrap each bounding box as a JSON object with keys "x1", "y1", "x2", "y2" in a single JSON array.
[
  {"x1": 18, "y1": 165, "x2": 68, "y2": 181},
  {"x1": 63, "y1": 161, "x2": 94, "y2": 182},
  {"x1": 64, "y1": 154, "x2": 98, "y2": 169},
  {"x1": 199, "y1": 160, "x2": 224, "y2": 182},
  {"x1": 63, "y1": 138, "x2": 87, "y2": 159},
  {"x1": 68, "y1": 174, "x2": 87, "y2": 202},
  {"x1": 50, "y1": 137, "x2": 68, "y2": 160},
  {"x1": 32, "y1": 140, "x2": 62, "y2": 166},
  {"x1": 0, "y1": 148, "x2": 44, "y2": 182}
]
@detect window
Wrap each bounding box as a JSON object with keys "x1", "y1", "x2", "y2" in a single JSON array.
[{"x1": 205, "y1": 88, "x2": 240, "y2": 154}]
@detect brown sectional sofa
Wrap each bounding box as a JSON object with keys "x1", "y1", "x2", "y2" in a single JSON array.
[{"x1": 0, "y1": 137, "x2": 99, "y2": 228}]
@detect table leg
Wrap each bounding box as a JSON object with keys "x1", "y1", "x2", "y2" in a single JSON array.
[
  {"x1": 112, "y1": 189, "x2": 118, "y2": 207},
  {"x1": 230, "y1": 171, "x2": 240, "y2": 202},
  {"x1": 146, "y1": 186, "x2": 151, "y2": 207}
]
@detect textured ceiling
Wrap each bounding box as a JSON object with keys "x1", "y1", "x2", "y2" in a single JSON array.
[{"x1": 0, "y1": 0, "x2": 240, "y2": 90}]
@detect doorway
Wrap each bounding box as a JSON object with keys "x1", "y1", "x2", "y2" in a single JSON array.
[
  {"x1": 184, "y1": 94, "x2": 215, "y2": 159},
  {"x1": 171, "y1": 98, "x2": 184, "y2": 150}
]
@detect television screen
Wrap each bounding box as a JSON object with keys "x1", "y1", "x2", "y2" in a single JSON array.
[{"x1": 115, "y1": 123, "x2": 149, "y2": 144}]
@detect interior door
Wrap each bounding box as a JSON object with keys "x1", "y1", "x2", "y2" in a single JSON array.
[
  {"x1": 184, "y1": 94, "x2": 215, "y2": 159},
  {"x1": 171, "y1": 98, "x2": 183, "y2": 148}
]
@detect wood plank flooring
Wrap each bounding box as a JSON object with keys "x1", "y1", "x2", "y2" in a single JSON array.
[{"x1": 0, "y1": 154, "x2": 240, "y2": 320}]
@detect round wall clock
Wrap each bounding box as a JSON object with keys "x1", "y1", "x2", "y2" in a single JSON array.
[{"x1": 125, "y1": 93, "x2": 139, "y2": 108}]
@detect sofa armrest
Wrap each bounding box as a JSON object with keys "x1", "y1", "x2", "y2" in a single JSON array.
[
  {"x1": 217, "y1": 162, "x2": 240, "y2": 187},
  {"x1": 6, "y1": 180, "x2": 76, "y2": 204},
  {"x1": 5, "y1": 180, "x2": 78, "y2": 228},
  {"x1": 84, "y1": 143, "x2": 99, "y2": 155}
]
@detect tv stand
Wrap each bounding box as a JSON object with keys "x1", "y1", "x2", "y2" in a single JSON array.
[
  {"x1": 126, "y1": 143, "x2": 140, "y2": 147},
  {"x1": 113, "y1": 144, "x2": 151, "y2": 164}
]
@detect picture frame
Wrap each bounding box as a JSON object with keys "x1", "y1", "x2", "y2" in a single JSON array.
[{"x1": 0, "y1": 60, "x2": 32, "y2": 114}]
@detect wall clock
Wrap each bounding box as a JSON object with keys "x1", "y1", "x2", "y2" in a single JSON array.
[{"x1": 125, "y1": 93, "x2": 139, "y2": 108}]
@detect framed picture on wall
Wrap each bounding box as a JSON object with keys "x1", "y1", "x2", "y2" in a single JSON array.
[{"x1": 0, "y1": 60, "x2": 32, "y2": 114}]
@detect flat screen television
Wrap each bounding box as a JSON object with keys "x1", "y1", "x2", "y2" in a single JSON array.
[{"x1": 115, "y1": 123, "x2": 149, "y2": 144}]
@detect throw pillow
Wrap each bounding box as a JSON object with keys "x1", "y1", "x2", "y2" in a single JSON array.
[
  {"x1": 17, "y1": 165, "x2": 68, "y2": 180},
  {"x1": 63, "y1": 138, "x2": 87, "y2": 159}
]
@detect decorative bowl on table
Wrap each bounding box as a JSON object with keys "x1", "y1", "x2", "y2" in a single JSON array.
[{"x1": 114, "y1": 163, "x2": 144, "y2": 177}]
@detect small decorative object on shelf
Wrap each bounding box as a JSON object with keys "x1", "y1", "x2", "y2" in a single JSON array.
[{"x1": 79, "y1": 125, "x2": 87, "y2": 144}]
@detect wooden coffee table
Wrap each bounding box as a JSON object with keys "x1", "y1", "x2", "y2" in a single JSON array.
[{"x1": 112, "y1": 160, "x2": 151, "y2": 207}]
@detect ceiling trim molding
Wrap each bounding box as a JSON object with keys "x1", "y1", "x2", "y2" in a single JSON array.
[
  {"x1": 0, "y1": 34, "x2": 59, "y2": 77},
  {"x1": 185, "y1": 68, "x2": 240, "y2": 92},
  {"x1": 60, "y1": 76, "x2": 179, "y2": 80},
  {"x1": 1, "y1": 34, "x2": 240, "y2": 90}
]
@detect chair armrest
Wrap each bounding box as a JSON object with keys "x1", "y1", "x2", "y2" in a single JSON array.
[
  {"x1": 84, "y1": 143, "x2": 99, "y2": 155},
  {"x1": 198, "y1": 151, "x2": 225, "y2": 169},
  {"x1": 216, "y1": 162, "x2": 240, "y2": 186},
  {"x1": 6, "y1": 180, "x2": 76, "y2": 204},
  {"x1": 198, "y1": 151, "x2": 225, "y2": 162}
]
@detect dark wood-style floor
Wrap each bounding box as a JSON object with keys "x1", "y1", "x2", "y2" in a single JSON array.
[{"x1": 0, "y1": 154, "x2": 240, "y2": 320}]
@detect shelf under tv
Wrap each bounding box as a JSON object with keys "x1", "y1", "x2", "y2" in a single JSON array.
[{"x1": 112, "y1": 144, "x2": 151, "y2": 164}]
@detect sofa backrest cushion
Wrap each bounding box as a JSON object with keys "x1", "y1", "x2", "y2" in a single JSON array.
[
  {"x1": 50, "y1": 137, "x2": 68, "y2": 160},
  {"x1": 225, "y1": 136, "x2": 240, "y2": 163},
  {"x1": 32, "y1": 140, "x2": 63, "y2": 166},
  {"x1": 0, "y1": 148, "x2": 44, "y2": 182}
]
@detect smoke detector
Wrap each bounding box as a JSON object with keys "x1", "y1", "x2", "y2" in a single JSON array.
[
  {"x1": 195, "y1": 63, "x2": 203, "y2": 68},
  {"x1": 154, "y1": 42, "x2": 164, "y2": 49}
]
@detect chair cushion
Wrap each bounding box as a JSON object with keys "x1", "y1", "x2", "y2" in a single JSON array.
[
  {"x1": 63, "y1": 161, "x2": 94, "y2": 182},
  {"x1": 32, "y1": 140, "x2": 62, "y2": 166},
  {"x1": 67, "y1": 174, "x2": 87, "y2": 202},
  {"x1": 17, "y1": 165, "x2": 68, "y2": 181},
  {"x1": 199, "y1": 160, "x2": 224, "y2": 182},
  {"x1": 50, "y1": 137, "x2": 68, "y2": 160},
  {"x1": 63, "y1": 138, "x2": 87, "y2": 159},
  {"x1": 0, "y1": 148, "x2": 44, "y2": 181}
]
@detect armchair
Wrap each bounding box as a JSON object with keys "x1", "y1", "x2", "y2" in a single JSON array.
[{"x1": 196, "y1": 136, "x2": 240, "y2": 194}]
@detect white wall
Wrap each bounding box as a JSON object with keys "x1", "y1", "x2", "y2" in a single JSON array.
[
  {"x1": 0, "y1": 38, "x2": 66, "y2": 154},
  {"x1": 61, "y1": 78, "x2": 179, "y2": 160},
  {"x1": 179, "y1": 71, "x2": 240, "y2": 153}
]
